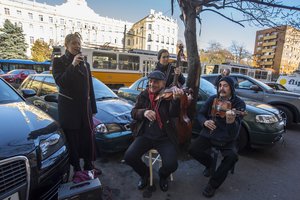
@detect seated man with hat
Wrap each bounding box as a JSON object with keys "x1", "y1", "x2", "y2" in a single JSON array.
[{"x1": 124, "y1": 70, "x2": 184, "y2": 192}]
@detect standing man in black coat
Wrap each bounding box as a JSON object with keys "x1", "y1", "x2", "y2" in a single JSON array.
[
  {"x1": 124, "y1": 71, "x2": 183, "y2": 192},
  {"x1": 189, "y1": 76, "x2": 246, "y2": 197},
  {"x1": 155, "y1": 49, "x2": 185, "y2": 88},
  {"x1": 52, "y1": 32, "x2": 97, "y2": 183}
]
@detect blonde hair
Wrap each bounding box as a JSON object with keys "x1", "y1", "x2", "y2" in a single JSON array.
[{"x1": 64, "y1": 32, "x2": 82, "y2": 47}]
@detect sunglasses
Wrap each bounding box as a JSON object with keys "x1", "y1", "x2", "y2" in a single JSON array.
[{"x1": 162, "y1": 56, "x2": 169, "y2": 59}]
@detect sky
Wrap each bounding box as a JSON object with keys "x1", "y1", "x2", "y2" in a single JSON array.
[{"x1": 36, "y1": 0, "x2": 299, "y2": 54}]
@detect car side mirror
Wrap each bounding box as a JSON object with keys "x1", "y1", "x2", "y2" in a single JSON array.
[
  {"x1": 44, "y1": 94, "x2": 58, "y2": 103},
  {"x1": 137, "y1": 87, "x2": 144, "y2": 91},
  {"x1": 250, "y1": 85, "x2": 261, "y2": 92},
  {"x1": 21, "y1": 89, "x2": 36, "y2": 98}
]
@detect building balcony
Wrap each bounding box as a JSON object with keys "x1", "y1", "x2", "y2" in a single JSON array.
[
  {"x1": 263, "y1": 34, "x2": 277, "y2": 40},
  {"x1": 261, "y1": 48, "x2": 275, "y2": 53},
  {"x1": 262, "y1": 41, "x2": 277, "y2": 47},
  {"x1": 260, "y1": 55, "x2": 275, "y2": 59},
  {"x1": 260, "y1": 61, "x2": 273, "y2": 65}
]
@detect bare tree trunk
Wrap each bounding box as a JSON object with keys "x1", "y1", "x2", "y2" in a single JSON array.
[{"x1": 182, "y1": 4, "x2": 201, "y2": 118}]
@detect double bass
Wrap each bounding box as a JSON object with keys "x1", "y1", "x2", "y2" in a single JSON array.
[{"x1": 172, "y1": 44, "x2": 193, "y2": 145}]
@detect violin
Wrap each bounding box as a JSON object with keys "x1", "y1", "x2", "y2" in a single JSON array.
[
  {"x1": 211, "y1": 98, "x2": 247, "y2": 118},
  {"x1": 154, "y1": 86, "x2": 189, "y2": 101}
]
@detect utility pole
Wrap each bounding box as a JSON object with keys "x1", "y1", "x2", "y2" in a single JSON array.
[{"x1": 123, "y1": 25, "x2": 126, "y2": 52}]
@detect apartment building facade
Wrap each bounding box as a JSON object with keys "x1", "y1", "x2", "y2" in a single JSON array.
[
  {"x1": 0, "y1": 1, "x2": 179, "y2": 57},
  {"x1": 253, "y1": 25, "x2": 300, "y2": 76},
  {"x1": 126, "y1": 9, "x2": 178, "y2": 54}
]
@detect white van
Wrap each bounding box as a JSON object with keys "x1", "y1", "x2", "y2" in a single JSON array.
[{"x1": 277, "y1": 70, "x2": 300, "y2": 93}]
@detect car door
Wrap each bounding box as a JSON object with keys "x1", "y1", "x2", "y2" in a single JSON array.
[
  {"x1": 38, "y1": 76, "x2": 59, "y2": 121},
  {"x1": 234, "y1": 76, "x2": 265, "y2": 102}
]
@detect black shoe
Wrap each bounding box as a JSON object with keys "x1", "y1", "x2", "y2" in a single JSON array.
[
  {"x1": 138, "y1": 176, "x2": 149, "y2": 190},
  {"x1": 203, "y1": 167, "x2": 212, "y2": 177},
  {"x1": 159, "y1": 177, "x2": 168, "y2": 192},
  {"x1": 202, "y1": 184, "x2": 216, "y2": 198}
]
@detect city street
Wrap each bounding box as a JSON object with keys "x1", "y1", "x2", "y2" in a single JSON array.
[{"x1": 96, "y1": 124, "x2": 300, "y2": 200}]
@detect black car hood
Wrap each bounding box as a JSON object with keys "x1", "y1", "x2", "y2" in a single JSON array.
[
  {"x1": 0, "y1": 102, "x2": 58, "y2": 159},
  {"x1": 95, "y1": 98, "x2": 133, "y2": 124}
]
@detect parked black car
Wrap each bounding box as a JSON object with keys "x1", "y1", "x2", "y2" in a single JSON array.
[
  {"x1": 118, "y1": 77, "x2": 285, "y2": 151},
  {"x1": 202, "y1": 74, "x2": 300, "y2": 127},
  {"x1": 19, "y1": 74, "x2": 133, "y2": 153},
  {"x1": 0, "y1": 77, "x2": 69, "y2": 200}
]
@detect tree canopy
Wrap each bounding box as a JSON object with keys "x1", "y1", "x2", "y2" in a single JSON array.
[
  {"x1": 31, "y1": 40, "x2": 52, "y2": 62},
  {"x1": 0, "y1": 19, "x2": 28, "y2": 59}
]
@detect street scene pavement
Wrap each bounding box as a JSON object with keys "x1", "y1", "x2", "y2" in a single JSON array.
[{"x1": 96, "y1": 124, "x2": 300, "y2": 200}]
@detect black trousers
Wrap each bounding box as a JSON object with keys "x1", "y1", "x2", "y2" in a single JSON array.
[
  {"x1": 189, "y1": 135, "x2": 238, "y2": 189},
  {"x1": 64, "y1": 124, "x2": 95, "y2": 171},
  {"x1": 124, "y1": 136, "x2": 178, "y2": 179}
]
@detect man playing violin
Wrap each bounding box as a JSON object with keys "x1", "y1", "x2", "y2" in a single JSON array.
[
  {"x1": 124, "y1": 70, "x2": 184, "y2": 192},
  {"x1": 189, "y1": 76, "x2": 246, "y2": 198}
]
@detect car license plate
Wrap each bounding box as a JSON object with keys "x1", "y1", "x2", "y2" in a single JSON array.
[{"x1": 4, "y1": 193, "x2": 19, "y2": 200}]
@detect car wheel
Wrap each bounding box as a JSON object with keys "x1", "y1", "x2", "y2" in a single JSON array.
[
  {"x1": 237, "y1": 126, "x2": 248, "y2": 152},
  {"x1": 276, "y1": 105, "x2": 293, "y2": 128}
]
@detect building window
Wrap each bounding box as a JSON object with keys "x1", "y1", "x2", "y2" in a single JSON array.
[
  {"x1": 127, "y1": 39, "x2": 131, "y2": 46},
  {"x1": 17, "y1": 10, "x2": 22, "y2": 15},
  {"x1": 166, "y1": 37, "x2": 169, "y2": 44},
  {"x1": 39, "y1": 15, "x2": 43, "y2": 22},
  {"x1": 18, "y1": 22, "x2": 22, "y2": 28},
  {"x1": 156, "y1": 35, "x2": 159, "y2": 42},
  {"x1": 4, "y1": 8, "x2": 10, "y2": 15},
  {"x1": 60, "y1": 18, "x2": 64, "y2": 25},
  {"x1": 136, "y1": 38, "x2": 138, "y2": 44},
  {"x1": 168, "y1": 27, "x2": 170, "y2": 33},
  {"x1": 61, "y1": 29, "x2": 64, "y2": 38},
  {"x1": 171, "y1": 38, "x2": 174, "y2": 45},
  {"x1": 40, "y1": 38, "x2": 44, "y2": 42},
  {"x1": 77, "y1": 21, "x2": 81, "y2": 27},
  {"x1": 28, "y1": 12, "x2": 33, "y2": 19},
  {"x1": 40, "y1": 26, "x2": 44, "y2": 32},
  {"x1": 148, "y1": 34, "x2": 152, "y2": 42},
  {"x1": 30, "y1": 36, "x2": 34, "y2": 44},
  {"x1": 161, "y1": 36, "x2": 164, "y2": 43},
  {"x1": 147, "y1": 45, "x2": 151, "y2": 50},
  {"x1": 148, "y1": 24, "x2": 152, "y2": 30},
  {"x1": 49, "y1": 17, "x2": 53, "y2": 23},
  {"x1": 29, "y1": 24, "x2": 33, "y2": 30},
  {"x1": 50, "y1": 27, "x2": 53, "y2": 37},
  {"x1": 172, "y1": 28, "x2": 175, "y2": 34}
]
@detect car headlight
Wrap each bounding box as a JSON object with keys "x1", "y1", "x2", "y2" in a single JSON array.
[
  {"x1": 39, "y1": 132, "x2": 65, "y2": 160},
  {"x1": 95, "y1": 123, "x2": 122, "y2": 134},
  {"x1": 256, "y1": 114, "x2": 278, "y2": 124}
]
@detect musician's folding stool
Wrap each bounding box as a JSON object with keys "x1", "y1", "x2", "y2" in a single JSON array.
[{"x1": 144, "y1": 149, "x2": 174, "y2": 186}]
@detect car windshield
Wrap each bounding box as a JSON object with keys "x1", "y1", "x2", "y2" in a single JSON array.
[
  {"x1": 0, "y1": 79, "x2": 23, "y2": 104},
  {"x1": 7, "y1": 70, "x2": 22, "y2": 75},
  {"x1": 200, "y1": 78, "x2": 216, "y2": 96},
  {"x1": 92, "y1": 78, "x2": 118, "y2": 100},
  {"x1": 0, "y1": 69, "x2": 4, "y2": 75}
]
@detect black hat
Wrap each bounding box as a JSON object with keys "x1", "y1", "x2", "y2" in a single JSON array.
[{"x1": 148, "y1": 70, "x2": 166, "y2": 80}]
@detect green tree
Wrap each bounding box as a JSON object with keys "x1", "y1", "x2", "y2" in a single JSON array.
[
  {"x1": 0, "y1": 19, "x2": 27, "y2": 59},
  {"x1": 31, "y1": 40, "x2": 52, "y2": 62}
]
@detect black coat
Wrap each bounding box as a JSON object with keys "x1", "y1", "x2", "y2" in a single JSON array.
[
  {"x1": 155, "y1": 63, "x2": 185, "y2": 87},
  {"x1": 131, "y1": 89, "x2": 181, "y2": 145},
  {"x1": 197, "y1": 94, "x2": 246, "y2": 144},
  {"x1": 52, "y1": 52, "x2": 97, "y2": 129}
]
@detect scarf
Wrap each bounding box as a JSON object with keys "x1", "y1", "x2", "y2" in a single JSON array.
[{"x1": 148, "y1": 89, "x2": 163, "y2": 129}]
